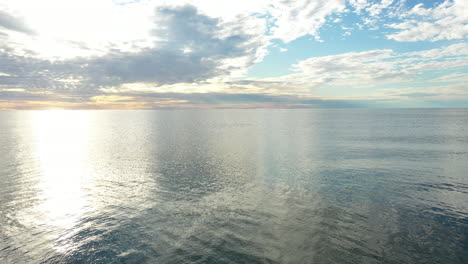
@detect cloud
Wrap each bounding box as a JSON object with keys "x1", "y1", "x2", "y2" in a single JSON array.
[
  {"x1": 0, "y1": 0, "x2": 270, "y2": 59},
  {"x1": 365, "y1": 0, "x2": 393, "y2": 17},
  {"x1": 0, "y1": 10, "x2": 35, "y2": 34},
  {"x1": 397, "y1": 92, "x2": 438, "y2": 98},
  {"x1": 226, "y1": 43, "x2": 467, "y2": 102},
  {"x1": 0, "y1": 0, "x2": 157, "y2": 58},
  {"x1": 290, "y1": 43, "x2": 468, "y2": 81},
  {"x1": 88, "y1": 5, "x2": 267, "y2": 84},
  {"x1": 387, "y1": 0, "x2": 468, "y2": 41},
  {"x1": 0, "y1": 88, "x2": 365, "y2": 110},
  {"x1": 269, "y1": 0, "x2": 347, "y2": 42},
  {"x1": 0, "y1": 5, "x2": 269, "y2": 91},
  {"x1": 0, "y1": 0, "x2": 466, "y2": 109},
  {"x1": 92, "y1": 42, "x2": 467, "y2": 106},
  {"x1": 348, "y1": 0, "x2": 369, "y2": 13},
  {"x1": 290, "y1": 49, "x2": 400, "y2": 84}
]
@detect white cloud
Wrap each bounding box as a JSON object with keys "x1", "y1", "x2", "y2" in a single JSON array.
[
  {"x1": 387, "y1": 0, "x2": 468, "y2": 41},
  {"x1": 431, "y1": 72, "x2": 468, "y2": 83},
  {"x1": 268, "y1": 0, "x2": 347, "y2": 43},
  {"x1": 333, "y1": 18, "x2": 343, "y2": 23},
  {"x1": 243, "y1": 43, "x2": 468, "y2": 97},
  {"x1": 366, "y1": 0, "x2": 393, "y2": 17},
  {"x1": 0, "y1": 0, "x2": 156, "y2": 58},
  {"x1": 348, "y1": 0, "x2": 369, "y2": 13}
]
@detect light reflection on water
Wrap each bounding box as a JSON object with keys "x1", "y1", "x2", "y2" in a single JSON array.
[
  {"x1": 0, "y1": 109, "x2": 467, "y2": 263},
  {"x1": 33, "y1": 111, "x2": 91, "y2": 233}
]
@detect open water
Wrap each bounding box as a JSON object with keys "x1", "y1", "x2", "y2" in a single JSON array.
[{"x1": 0, "y1": 109, "x2": 467, "y2": 263}]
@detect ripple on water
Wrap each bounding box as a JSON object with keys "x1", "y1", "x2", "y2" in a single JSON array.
[{"x1": 1, "y1": 109, "x2": 467, "y2": 263}]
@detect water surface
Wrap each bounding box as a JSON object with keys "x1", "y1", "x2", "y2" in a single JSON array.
[{"x1": 1, "y1": 109, "x2": 467, "y2": 263}]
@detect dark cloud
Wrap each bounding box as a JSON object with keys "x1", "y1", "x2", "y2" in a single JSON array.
[
  {"x1": 0, "y1": 53, "x2": 85, "y2": 91},
  {"x1": 0, "y1": 10, "x2": 35, "y2": 34},
  {"x1": 84, "y1": 5, "x2": 262, "y2": 86},
  {"x1": 398, "y1": 93, "x2": 438, "y2": 98},
  {"x1": 111, "y1": 91, "x2": 364, "y2": 108},
  {"x1": 84, "y1": 49, "x2": 223, "y2": 86},
  {"x1": 0, "y1": 87, "x2": 365, "y2": 109}
]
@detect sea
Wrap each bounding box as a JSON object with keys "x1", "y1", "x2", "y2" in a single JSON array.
[{"x1": 0, "y1": 109, "x2": 467, "y2": 263}]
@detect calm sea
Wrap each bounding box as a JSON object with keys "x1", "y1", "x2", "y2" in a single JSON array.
[{"x1": 0, "y1": 109, "x2": 467, "y2": 263}]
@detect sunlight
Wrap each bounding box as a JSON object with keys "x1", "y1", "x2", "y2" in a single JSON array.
[{"x1": 31, "y1": 110, "x2": 94, "y2": 236}]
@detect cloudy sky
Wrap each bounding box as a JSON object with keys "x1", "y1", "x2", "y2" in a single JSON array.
[{"x1": 0, "y1": 0, "x2": 467, "y2": 109}]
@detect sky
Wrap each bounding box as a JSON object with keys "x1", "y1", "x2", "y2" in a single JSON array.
[{"x1": 0, "y1": 0, "x2": 467, "y2": 109}]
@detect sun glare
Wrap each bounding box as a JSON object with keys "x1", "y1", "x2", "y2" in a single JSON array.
[{"x1": 30, "y1": 110, "x2": 95, "y2": 250}]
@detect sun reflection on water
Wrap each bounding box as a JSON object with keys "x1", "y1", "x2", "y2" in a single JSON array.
[{"x1": 31, "y1": 110, "x2": 95, "y2": 250}]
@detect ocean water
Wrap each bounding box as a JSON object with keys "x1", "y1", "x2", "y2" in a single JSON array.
[{"x1": 0, "y1": 109, "x2": 467, "y2": 264}]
